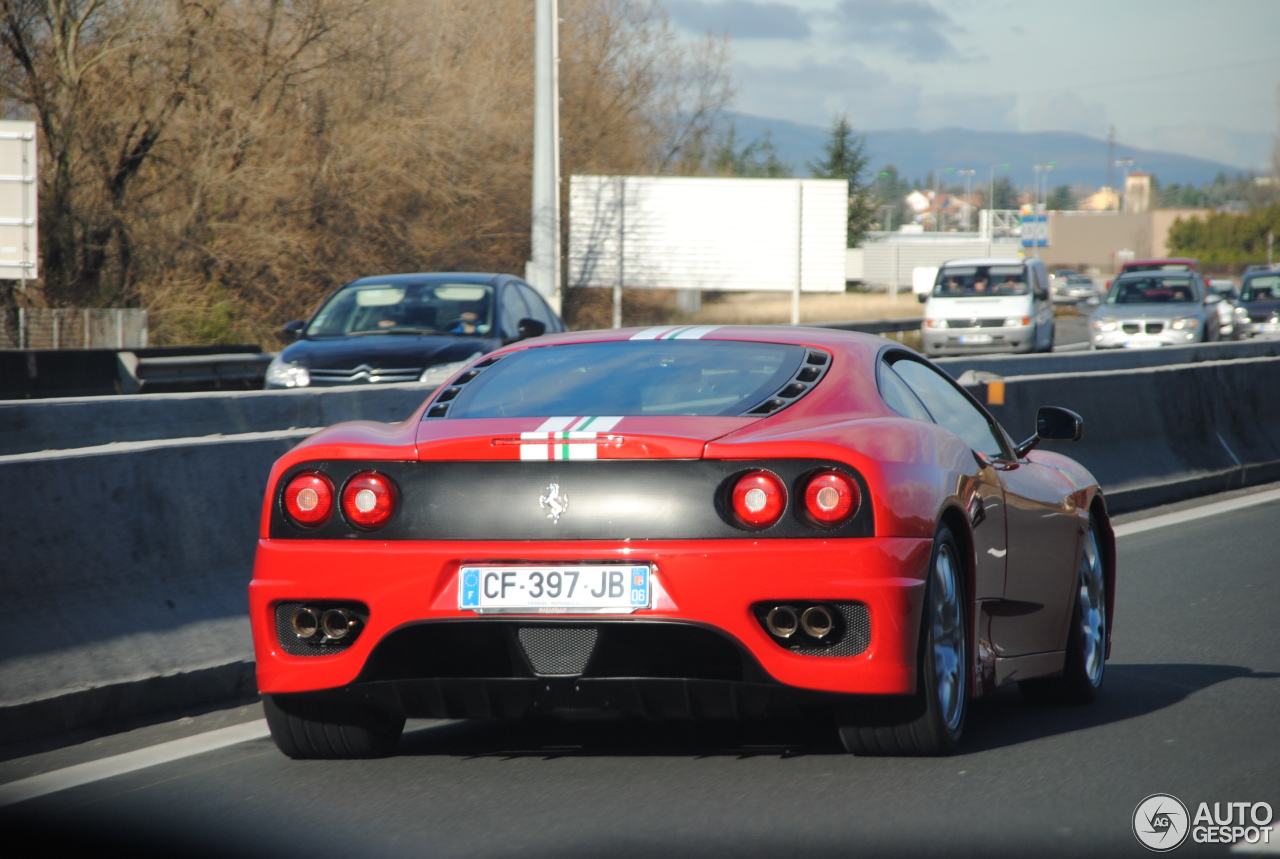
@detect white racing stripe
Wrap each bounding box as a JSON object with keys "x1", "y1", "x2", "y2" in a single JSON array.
[
  {"x1": 0, "y1": 719, "x2": 270, "y2": 807},
  {"x1": 519, "y1": 417, "x2": 623, "y2": 460},
  {"x1": 629, "y1": 325, "x2": 721, "y2": 340},
  {"x1": 1114, "y1": 487, "x2": 1280, "y2": 538}
]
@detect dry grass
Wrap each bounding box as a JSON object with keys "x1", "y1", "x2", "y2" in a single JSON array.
[{"x1": 687, "y1": 290, "x2": 923, "y2": 326}]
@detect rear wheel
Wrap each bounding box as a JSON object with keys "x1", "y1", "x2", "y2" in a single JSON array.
[
  {"x1": 1021, "y1": 515, "x2": 1106, "y2": 703},
  {"x1": 840, "y1": 525, "x2": 967, "y2": 756},
  {"x1": 263, "y1": 693, "x2": 405, "y2": 759}
]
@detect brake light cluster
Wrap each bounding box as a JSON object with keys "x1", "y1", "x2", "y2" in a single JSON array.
[
  {"x1": 282, "y1": 470, "x2": 397, "y2": 529},
  {"x1": 729, "y1": 469, "x2": 860, "y2": 529}
]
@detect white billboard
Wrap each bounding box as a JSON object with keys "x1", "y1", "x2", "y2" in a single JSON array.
[
  {"x1": 0, "y1": 120, "x2": 36, "y2": 282},
  {"x1": 568, "y1": 175, "x2": 847, "y2": 293}
]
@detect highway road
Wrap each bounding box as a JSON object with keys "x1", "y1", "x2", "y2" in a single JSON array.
[{"x1": 2, "y1": 483, "x2": 1278, "y2": 858}]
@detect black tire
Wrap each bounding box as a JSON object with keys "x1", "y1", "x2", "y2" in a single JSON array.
[
  {"x1": 1020, "y1": 514, "x2": 1107, "y2": 704},
  {"x1": 840, "y1": 524, "x2": 968, "y2": 756},
  {"x1": 263, "y1": 693, "x2": 405, "y2": 759}
]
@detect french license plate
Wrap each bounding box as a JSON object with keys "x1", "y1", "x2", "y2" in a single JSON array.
[
  {"x1": 1263, "y1": 323, "x2": 1280, "y2": 332},
  {"x1": 958, "y1": 333, "x2": 993, "y2": 345},
  {"x1": 459, "y1": 564, "x2": 651, "y2": 613},
  {"x1": 1123, "y1": 339, "x2": 1163, "y2": 348}
]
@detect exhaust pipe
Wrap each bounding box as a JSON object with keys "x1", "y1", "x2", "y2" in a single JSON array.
[
  {"x1": 321, "y1": 608, "x2": 357, "y2": 641},
  {"x1": 801, "y1": 605, "x2": 835, "y2": 639},
  {"x1": 765, "y1": 605, "x2": 799, "y2": 639},
  {"x1": 291, "y1": 606, "x2": 320, "y2": 639}
]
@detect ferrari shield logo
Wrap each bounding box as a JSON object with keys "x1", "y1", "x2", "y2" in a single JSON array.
[{"x1": 538, "y1": 483, "x2": 569, "y2": 523}]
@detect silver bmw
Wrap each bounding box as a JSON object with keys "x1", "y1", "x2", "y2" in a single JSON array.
[{"x1": 1089, "y1": 272, "x2": 1222, "y2": 349}]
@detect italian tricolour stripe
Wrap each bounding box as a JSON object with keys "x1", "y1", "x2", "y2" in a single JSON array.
[
  {"x1": 519, "y1": 416, "x2": 623, "y2": 460},
  {"x1": 629, "y1": 325, "x2": 721, "y2": 340}
]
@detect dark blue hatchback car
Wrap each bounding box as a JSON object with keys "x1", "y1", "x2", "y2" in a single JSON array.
[{"x1": 265, "y1": 273, "x2": 564, "y2": 389}]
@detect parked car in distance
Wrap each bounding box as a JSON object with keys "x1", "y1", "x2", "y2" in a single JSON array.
[
  {"x1": 250, "y1": 326, "x2": 1113, "y2": 759},
  {"x1": 265, "y1": 273, "x2": 565, "y2": 389},
  {"x1": 1207, "y1": 278, "x2": 1240, "y2": 338},
  {"x1": 920, "y1": 257, "x2": 1055, "y2": 355},
  {"x1": 1089, "y1": 271, "x2": 1222, "y2": 349},
  {"x1": 1052, "y1": 273, "x2": 1100, "y2": 305},
  {"x1": 1233, "y1": 270, "x2": 1280, "y2": 340}
]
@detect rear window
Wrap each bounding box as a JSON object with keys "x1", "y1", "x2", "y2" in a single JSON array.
[
  {"x1": 933, "y1": 264, "x2": 1028, "y2": 297},
  {"x1": 444, "y1": 340, "x2": 809, "y2": 418},
  {"x1": 1105, "y1": 276, "x2": 1198, "y2": 304}
]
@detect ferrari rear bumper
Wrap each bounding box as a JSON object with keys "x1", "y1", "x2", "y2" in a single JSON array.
[{"x1": 250, "y1": 536, "x2": 933, "y2": 699}]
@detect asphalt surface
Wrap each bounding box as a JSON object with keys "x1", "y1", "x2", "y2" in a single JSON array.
[{"x1": 1, "y1": 483, "x2": 1278, "y2": 858}]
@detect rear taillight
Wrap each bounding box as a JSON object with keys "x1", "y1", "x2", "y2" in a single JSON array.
[
  {"x1": 731, "y1": 470, "x2": 786, "y2": 528},
  {"x1": 282, "y1": 472, "x2": 334, "y2": 527},
  {"x1": 803, "y1": 471, "x2": 859, "y2": 525},
  {"x1": 341, "y1": 471, "x2": 397, "y2": 529}
]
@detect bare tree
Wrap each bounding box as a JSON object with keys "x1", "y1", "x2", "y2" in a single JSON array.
[{"x1": 0, "y1": 0, "x2": 736, "y2": 343}]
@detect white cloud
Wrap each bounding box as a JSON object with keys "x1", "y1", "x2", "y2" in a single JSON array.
[
  {"x1": 666, "y1": 0, "x2": 812, "y2": 39},
  {"x1": 826, "y1": 0, "x2": 963, "y2": 62}
]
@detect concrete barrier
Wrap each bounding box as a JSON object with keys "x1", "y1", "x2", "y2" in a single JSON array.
[
  {"x1": 0, "y1": 382, "x2": 435, "y2": 456},
  {"x1": 0, "y1": 430, "x2": 311, "y2": 743},
  {"x1": 937, "y1": 337, "x2": 1280, "y2": 381},
  {"x1": 967, "y1": 355, "x2": 1280, "y2": 512}
]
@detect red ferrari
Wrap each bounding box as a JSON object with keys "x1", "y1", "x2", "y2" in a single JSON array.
[{"x1": 250, "y1": 325, "x2": 1114, "y2": 758}]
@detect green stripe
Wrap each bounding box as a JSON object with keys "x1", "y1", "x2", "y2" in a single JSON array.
[
  {"x1": 661, "y1": 327, "x2": 692, "y2": 340},
  {"x1": 558, "y1": 444, "x2": 570, "y2": 460},
  {"x1": 578, "y1": 415, "x2": 598, "y2": 430}
]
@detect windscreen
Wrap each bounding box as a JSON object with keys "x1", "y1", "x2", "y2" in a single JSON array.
[
  {"x1": 933, "y1": 264, "x2": 1028, "y2": 297},
  {"x1": 1105, "y1": 276, "x2": 1198, "y2": 305},
  {"x1": 307, "y1": 282, "x2": 494, "y2": 336},
  {"x1": 1241, "y1": 274, "x2": 1280, "y2": 302},
  {"x1": 445, "y1": 340, "x2": 807, "y2": 418}
]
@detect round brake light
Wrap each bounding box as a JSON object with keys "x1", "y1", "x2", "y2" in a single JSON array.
[
  {"x1": 341, "y1": 471, "x2": 397, "y2": 529},
  {"x1": 803, "y1": 471, "x2": 859, "y2": 525},
  {"x1": 283, "y1": 472, "x2": 334, "y2": 527},
  {"x1": 731, "y1": 470, "x2": 786, "y2": 528}
]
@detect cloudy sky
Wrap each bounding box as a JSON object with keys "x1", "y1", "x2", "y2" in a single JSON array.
[{"x1": 662, "y1": 0, "x2": 1279, "y2": 170}]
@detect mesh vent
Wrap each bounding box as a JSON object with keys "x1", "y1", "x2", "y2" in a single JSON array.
[{"x1": 517, "y1": 626, "x2": 599, "y2": 676}]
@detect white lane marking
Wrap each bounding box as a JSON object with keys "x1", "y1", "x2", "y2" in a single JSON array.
[
  {"x1": 0, "y1": 719, "x2": 270, "y2": 807},
  {"x1": 1114, "y1": 487, "x2": 1280, "y2": 539}
]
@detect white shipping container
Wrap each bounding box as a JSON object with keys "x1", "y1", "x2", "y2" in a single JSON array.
[{"x1": 568, "y1": 176, "x2": 847, "y2": 293}]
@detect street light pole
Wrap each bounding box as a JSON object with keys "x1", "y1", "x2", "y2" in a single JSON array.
[{"x1": 957, "y1": 168, "x2": 975, "y2": 231}]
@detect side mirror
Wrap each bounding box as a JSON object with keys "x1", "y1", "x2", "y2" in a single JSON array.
[
  {"x1": 1014, "y1": 406, "x2": 1083, "y2": 457},
  {"x1": 279, "y1": 320, "x2": 305, "y2": 342},
  {"x1": 516, "y1": 317, "x2": 547, "y2": 340},
  {"x1": 1205, "y1": 294, "x2": 1222, "y2": 305},
  {"x1": 1085, "y1": 296, "x2": 1100, "y2": 306},
  {"x1": 916, "y1": 292, "x2": 928, "y2": 304}
]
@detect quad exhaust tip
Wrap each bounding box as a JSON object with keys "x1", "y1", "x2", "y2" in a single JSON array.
[
  {"x1": 291, "y1": 607, "x2": 320, "y2": 639},
  {"x1": 801, "y1": 605, "x2": 835, "y2": 639},
  {"x1": 765, "y1": 605, "x2": 799, "y2": 638}
]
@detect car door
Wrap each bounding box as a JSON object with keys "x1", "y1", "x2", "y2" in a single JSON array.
[
  {"x1": 888, "y1": 355, "x2": 1080, "y2": 658},
  {"x1": 881, "y1": 355, "x2": 1008, "y2": 603}
]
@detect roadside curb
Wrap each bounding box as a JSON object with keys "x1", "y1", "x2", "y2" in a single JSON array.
[{"x1": 0, "y1": 661, "x2": 257, "y2": 747}]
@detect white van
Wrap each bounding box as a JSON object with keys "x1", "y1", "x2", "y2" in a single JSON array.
[{"x1": 919, "y1": 257, "x2": 1055, "y2": 356}]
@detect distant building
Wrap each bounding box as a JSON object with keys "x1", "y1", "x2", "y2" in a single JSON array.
[
  {"x1": 1124, "y1": 172, "x2": 1153, "y2": 213},
  {"x1": 1081, "y1": 186, "x2": 1120, "y2": 211}
]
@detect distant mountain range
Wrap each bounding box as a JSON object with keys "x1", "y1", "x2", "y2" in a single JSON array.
[{"x1": 728, "y1": 113, "x2": 1258, "y2": 191}]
